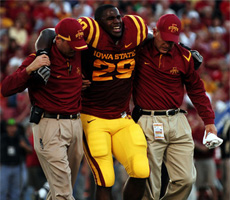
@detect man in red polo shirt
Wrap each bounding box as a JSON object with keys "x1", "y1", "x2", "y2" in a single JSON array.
[
  {"x1": 1, "y1": 18, "x2": 88, "y2": 200},
  {"x1": 132, "y1": 14, "x2": 217, "y2": 200}
]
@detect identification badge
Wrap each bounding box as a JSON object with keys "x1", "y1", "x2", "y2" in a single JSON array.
[
  {"x1": 153, "y1": 123, "x2": 164, "y2": 140},
  {"x1": 7, "y1": 146, "x2": 16, "y2": 156}
]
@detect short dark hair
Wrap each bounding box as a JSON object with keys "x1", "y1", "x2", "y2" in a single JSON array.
[{"x1": 95, "y1": 4, "x2": 116, "y2": 22}]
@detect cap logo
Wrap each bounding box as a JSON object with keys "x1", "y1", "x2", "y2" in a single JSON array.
[
  {"x1": 168, "y1": 24, "x2": 179, "y2": 33},
  {"x1": 58, "y1": 34, "x2": 71, "y2": 41},
  {"x1": 76, "y1": 30, "x2": 84, "y2": 40}
]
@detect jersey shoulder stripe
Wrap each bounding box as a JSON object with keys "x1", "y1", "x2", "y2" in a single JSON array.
[
  {"x1": 78, "y1": 17, "x2": 100, "y2": 48},
  {"x1": 125, "y1": 15, "x2": 147, "y2": 45}
]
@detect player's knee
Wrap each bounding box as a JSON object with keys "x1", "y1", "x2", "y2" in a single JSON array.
[
  {"x1": 131, "y1": 154, "x2": 150, "y2": 178},
  {"x1": 104, "y1": 174, "x2": 115, "y2": 187},
  {"x1": 97, "y1": 171, "x2": 115, "y2": 187}
]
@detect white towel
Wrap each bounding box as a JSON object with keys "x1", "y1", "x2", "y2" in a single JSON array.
[{"x1": 202, "y1": 131, "x2": 223, "y2": 149}]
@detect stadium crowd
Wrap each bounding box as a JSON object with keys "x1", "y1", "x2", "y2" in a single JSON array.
[{"x1": 0, "y1": 0, "x2": 229, "y2": 200}]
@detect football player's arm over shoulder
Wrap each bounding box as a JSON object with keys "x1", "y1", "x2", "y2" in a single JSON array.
[
  {"x1": 142, "y1": 29, "x2": 203, "y2": 70},
  {"x1": 35, "y1": 28, "x2": 56, "y2": 51},
  {"x1": 35, "y1": 26, "x2": 91, "y2": 89}
]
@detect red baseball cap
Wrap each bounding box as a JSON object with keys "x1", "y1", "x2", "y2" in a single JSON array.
[
  {"x1": 156, "y1": 14, "x2": 181, "y2": 43},
  {"x1": 55, "y1": 18, "x2": 88, "y2": 51}
]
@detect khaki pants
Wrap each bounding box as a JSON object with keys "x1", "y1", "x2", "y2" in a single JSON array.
[
  {"x1": 139, "y1": 113, "x2": 196, "y2": 200},
  {"x1": 33, "y1": 117, "x2": 84, "y2": 200}
]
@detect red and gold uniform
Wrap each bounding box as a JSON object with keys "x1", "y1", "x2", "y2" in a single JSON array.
[
  {"x1": 79, "y1": 15, "x2": 147, "y2": 119},
  {"x1": 78, "y1": 16, "x2": 150, "y2": 187}
]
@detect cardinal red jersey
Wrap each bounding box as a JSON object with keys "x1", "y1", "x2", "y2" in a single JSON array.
[
  {"x1": 1, "y1": 44, "x2": 82, "y2": 114},
  {"x1": 78, "y1": 16, "x2": 147, "y2": 119}
]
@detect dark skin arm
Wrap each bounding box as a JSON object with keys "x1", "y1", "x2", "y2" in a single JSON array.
[{"x1": 35, "y1": 28, "x2": 56, "y2": 51}]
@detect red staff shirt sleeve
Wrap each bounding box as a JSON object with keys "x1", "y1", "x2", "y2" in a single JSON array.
[
  {"x1": 182, "y1": 49, "x2": 215, "y2": 125},
  {"x1": 1, "y1": 54, "x2": 34, "y2": 97}
]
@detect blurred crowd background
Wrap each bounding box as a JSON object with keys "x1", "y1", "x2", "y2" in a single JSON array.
[{"x1": 0, "y1": 0, "x2": 229, "y2": 200}]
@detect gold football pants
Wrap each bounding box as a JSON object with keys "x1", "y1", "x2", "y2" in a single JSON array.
[{"x1": 81, "y1": 113, "x2": 150, "y2": 187}]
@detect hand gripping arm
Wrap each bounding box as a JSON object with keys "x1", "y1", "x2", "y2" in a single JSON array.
[{"x1": 32, "y1": 28, "x2": 56, "y2": 85}]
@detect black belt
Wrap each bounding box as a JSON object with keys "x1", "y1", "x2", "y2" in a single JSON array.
[
  {"x1": 43, "y1": 112, "x2": 80, "y2": 119},
  {"x1": 142, "y1": 109, "x2": 187, "y2": 116}
]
